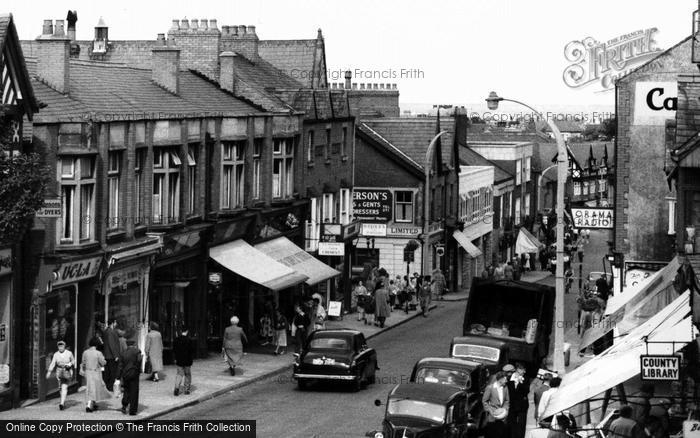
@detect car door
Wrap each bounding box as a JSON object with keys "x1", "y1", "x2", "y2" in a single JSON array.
[{"x1": 353, "y1": 334, "x2": 370, "y2": 376}]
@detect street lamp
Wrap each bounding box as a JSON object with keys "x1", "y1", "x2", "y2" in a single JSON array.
[
  {"x1": 422, "y1": 130, "x2": 449, "y2": 280},
  {"x1": 538, "y1": 164, "x2": 557, "y2": 212},
  {"x1": 485, "y1": 91, "x2": 568, "y2": 374}
]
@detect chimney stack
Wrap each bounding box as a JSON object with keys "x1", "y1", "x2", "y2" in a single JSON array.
[
  {"x1": 219, "y1": 51, "x2": 237, "y2": 94},
  {"x1": 200, "y1": 19, "x2": 208, "y2": 30},
  {"x1": 66, "y1": 10, "x2": 77, "y2": 41},
  {"x1": 156, "y1": 33, "x2": 166, "y2": 46},
  {"x1": 220, "y1": 24, "x2": 259, "y2": 61},
  {"x1": 344, "y1": 70, "x2": 352, "y2": 89},
  {"x1": 36, "y1": 18, "x2": 71, "y2": 94},
  {"x1": 152, "y1": 46, "x2": 180, "y2": 94}
]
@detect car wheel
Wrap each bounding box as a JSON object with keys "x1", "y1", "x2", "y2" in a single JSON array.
[
  {"x1": 368, "y1": 359, "x2": 377, "y2": 386},
  {"x1": 352, "y1": 369, "x2": 363, "y2": 392},
  {"x1": 297, "y1": 379, "x2": 308, "y2": 390}
]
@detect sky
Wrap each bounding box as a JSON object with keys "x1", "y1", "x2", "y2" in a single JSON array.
[{"x1": 8, "y1": 0, "x2": 699, "y2": 117}]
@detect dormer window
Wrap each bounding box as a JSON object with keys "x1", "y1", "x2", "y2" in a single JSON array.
[{"x1": 93, "y1": 18, "x2": 109, "y2": 54}]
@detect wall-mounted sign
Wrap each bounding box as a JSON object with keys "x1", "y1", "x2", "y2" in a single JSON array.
[
  {"x1": 318, "y1": 242, "x2": 345, "y2": 256},
  {"x1": 683, "y1": 420, "x2": 700, "y2": 437},
  {"x1": 388, "y1": 226, "x2": 421, "y2": 238},
  {"x1": 342, "y1": 222, "x2": 361, "y2": 240},
  {"x1": 361, "y1": 223, "x2": 387, "y2": 237},
  {"x1": 52, "y1": 256, "x2": 102, "y2": 287},
  {"x1": 353, "y1": 189, "x2": 392, "y2": 222},
  {"x1": 322, "y1": 223, "x2": 342, "y2": 236},
  {"x1": 571, "y1": 208, "x2": 613, "y2": 229},
  {"x1": 208, "y1": 272, "x2": 222, "y2": 285},
  {"x1": 36, "y1": 198, "x2": 62, "y2": 218},
  {"x1": 633, "y1": 81, "x2": 677, "y2": 126},
  {"x1": 640, "y1": 355, "x2": 680, "y2": 381}
]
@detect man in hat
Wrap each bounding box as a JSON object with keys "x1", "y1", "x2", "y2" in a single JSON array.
[
  {"x1": 506, "y1": 363, "x2": 530, "y2": 438},
  {"x1": 118, "y1": 339, "x2": 142, "y2": 415},
  {"x1": 482, "y1": 371, "x2": 510, "y2": 438}
]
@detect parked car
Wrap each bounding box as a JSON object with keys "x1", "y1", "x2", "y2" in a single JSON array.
[
  {"x1": 293, "y1": 328, "x2": 378, "y2": 391},
  {"x1": 450, "y1": 335, "x2": 510, "y2": 375},
  {"x1": 368, "y1": 383, "x2": 470, "y2": 438},
  {"x1": 409, "y1": 357, "x2": 490, "y2": 435}
]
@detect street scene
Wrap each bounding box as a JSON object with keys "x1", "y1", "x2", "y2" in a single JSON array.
[{"x1": 1, "y1": 0, "x2": 700, "y2": 437}]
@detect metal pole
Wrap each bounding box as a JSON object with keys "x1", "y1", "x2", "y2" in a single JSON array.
[
  {"x1": 422, "y1": 131, "x2": 449, "y2": 280},
  {"x1": 538, "y1": 164, "x2": 557, "y2": 212}
]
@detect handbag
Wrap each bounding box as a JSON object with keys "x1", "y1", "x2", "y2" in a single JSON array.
[
  {"x1": 58, "y1": 367, "x2": 73, "y2": 380},
  {"x1": 144, "y1": 358, "x2": 152, "y2": 374}
]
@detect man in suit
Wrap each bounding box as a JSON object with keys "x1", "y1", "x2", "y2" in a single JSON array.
[
  {"x1": 533, "y1": 373, "x2": 552, "y2": 422},
  {"x1": 506, "y1": 363, "x2": 531, "y2": 438},
  {"x1": 173, "y1": 327, "x2": 195, "y2": 396},
  {"x1": 102, "y1": 319, "x2": 121, "y2": 391},
  {"x1": 118, "y1": 339, "x2": 142, "y2": 415},
  {"x1": 482, "y1": 371, "x2": 510, "y2": 438}
]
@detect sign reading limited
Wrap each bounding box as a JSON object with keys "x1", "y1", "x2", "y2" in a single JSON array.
[{"x1": 640, "y1": 355, "x2": 680, "y2": 381}]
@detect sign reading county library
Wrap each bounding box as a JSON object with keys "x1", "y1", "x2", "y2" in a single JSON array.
[
  {"x1": 353, "y1": 189, "x2": 392, "y2": 222},
  {"x1": 571, "y1": 208, "x2": 613, "y2": 229},
  {"x1": 640, "y1": 355, "x2": 680, "y2": 381}
]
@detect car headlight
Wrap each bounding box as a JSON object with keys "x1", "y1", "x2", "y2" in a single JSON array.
[{"x1": 374, "y1": 433, "x2": 384, "y2": 438}]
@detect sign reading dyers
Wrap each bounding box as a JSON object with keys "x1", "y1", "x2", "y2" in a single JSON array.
[
  {"x1": 640, "y1": 355, "x2": 680, "y2": 381},
  {"x1": 353, "y1": 189, "x2": 393, "y2": 222},
  {"x1": 571, "y1": 208, "x2": 613, "y2": 229}
]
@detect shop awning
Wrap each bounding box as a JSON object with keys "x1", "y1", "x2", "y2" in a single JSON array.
[
  {"x1": 254, "y1": 237, "x2": 340, "y2": 286},
  {"x1": 515, "y1": 228, "x2": 543, "y2": 254},
  {"x1": 107, "y1": 240, "x2": 163, "y2": 266},
  {"x1": 453, "y1": 230, "x2": 483, "y2": 258},
  {"x1": 210, "y1": 239, "x2": 309, "y2": 291},
  {"x1": 579, "y1": 257, "x2": 681, "y2": 351},
  {"x1": 542, "y1": 290, "x2": 696, "y2": 418}
]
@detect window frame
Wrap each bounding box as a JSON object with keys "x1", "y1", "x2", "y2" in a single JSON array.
[
  {"x1": 152, "y1": 148, "x2": 181, "y2": 225},
  {"x1": 58, "y1": 156, "x2": 96, "y2": 245},
  {"x1": 273, "y1": 138, "x2": 295, "y2": 199},
  {"x1": 187, "y1": 145, "x2": 197, "y2": 215},
  {"x1": 134, "y1": 149, "x2": 145, "y2": 223},
  {"x1": 107, "y1": 151, "x2": 121, "y2": 229},
  {"x1": 221, "y1": 141, "x2": 246, "y2": 209},
  {"x1": 515, "y1": 159, "x2": 522, "y2": 185},
  {"x1": 394, "y1": 190, "x2": 414, "y2": 223}
]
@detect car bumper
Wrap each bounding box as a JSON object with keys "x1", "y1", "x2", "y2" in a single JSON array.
[{"x1": 293, "y1": 373, "x2": 358, "y2": 381}]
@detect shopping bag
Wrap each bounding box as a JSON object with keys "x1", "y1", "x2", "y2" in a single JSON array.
[{"x1": 113, "y1": 379, "x2": 122, "y2": 398}]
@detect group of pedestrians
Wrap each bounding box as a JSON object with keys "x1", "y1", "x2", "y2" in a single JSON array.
[
  {"x1": 481, "y1": 257, "x2": 525, "y2": 282},
  {"x1": 481, "y1": 363, "x2": 531, "y2": 438}
]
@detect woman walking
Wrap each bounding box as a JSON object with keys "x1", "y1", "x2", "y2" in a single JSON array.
[
  {"x1": 374, "y1": 281, "x2": 391, "y2": 328},
  {"x1": 80, "y1": 337, "x2": 112, "y2": 412},
  {"x1": 292, "y1": 305, "x2": 310, "y2": 353},
  {"x1": 274, "y1": 309, "x2": 288, "y2": 355},
  {"x1": 145, "y1": 322, "x2": 164, "y2": 382},
  {"x1": 46, "y1": 341, "x2": 75, "y2": 410},
  {"x1": 223, "y1": 316, "x2": 247, "y2": 376}
]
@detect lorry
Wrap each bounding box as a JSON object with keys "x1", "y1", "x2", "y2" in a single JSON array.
[{"x1": 459, "y1": 279, "x2": 555, "y2": 375}]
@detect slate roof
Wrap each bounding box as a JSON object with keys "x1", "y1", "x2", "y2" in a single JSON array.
[
  {"x1": 226, "y1": 53, "x2": 299, "y2": 112},
  {"x1": 0, "y1": 13, "x2": 38, "y2": 116},
  {"x1": 258, "y1": 38, "x2": 323, "y2": 89},
  {"x1": 356, "y1": 122, "x2": 423, "y2": 175},
  {"x1": 568, "y1": 142, "x2": 614, "y2": 169},
  {"x1": 459, "y1": 145, "x2": 512, "y2": 184},
  {"x1": 25, "y1": 58, "x2": 265, "y2": 123},
  {"x1": 535, "y1": 119, "x2": 585, "y2": 133}
]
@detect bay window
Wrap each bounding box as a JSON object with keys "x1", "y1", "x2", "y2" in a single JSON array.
[
  {"x1": 58, "y1": 156, "x2": 95, "y2": 244},
  {"x1": 153, "y1": 148, "x2": 181, "y2": 224},
  {"x1": 273, "y1": 138, "x2": 294, "y2": 198},
  {"x1": 221, "y1": 141, "x2": 245, "y2": 209},
  {"x1": 395, "y1": 190, "x2": 413, "y2": 223}
]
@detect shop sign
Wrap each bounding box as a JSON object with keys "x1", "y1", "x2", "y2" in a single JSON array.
[
  {"x1": 328, "y1": 301, "x2": 342, "y2": 317},
  {"x1": 361, "y1": 223, "x2": 387, "y2": 237},
  {"x1": 108, "y1": 265, "x2": 143, "y2": 289},
  {"x1": 571, "y1": 208, "x2": 613, "y2": 229},
  {"x1": 208, "y1": 272, "x2": 222, "y2": 285},
  {"x1": 341, "y1": 221, "x2": 361, "y2": 240},
  {"x1": 352, "y1": 189, "x2": 392, "y2": 222},
  {"x1": 52, "y1": 256, "x2": 102, "y2": 287},
  {"x1": 683, "y1": 420, "x2": 700, "y2": 437},
  {"x1": 36, "y1": 198, "x2": 62, "y2": 218},
  {"x1": 640, "y1": 355, "x2": 680, "y2": 381},
  {"x1": 318, "y1": 242, "x2": 345, "y2": 256},
  {"x1": 322, "y1": 223, "x2": 341, "y2": 236},
  {"x1": 388, "y1": 226, "x2": 421, "y2": 237}
]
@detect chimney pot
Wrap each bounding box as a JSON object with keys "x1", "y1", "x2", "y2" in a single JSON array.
[
  {"x1": 360, "y1": 84, "x2": 365, "y2": 89},
  {"x1": 42, "y1": 19, "x2": 53, "y2": 36},
  {"x1": 344, "y1": 70, "x2": 352, "y2": 89},
  {"x1": 393, "y1": 84, "x2": 397, "y2": 89},
  {"x1": 238, "y1": 25, "x2": 246, "y2": 35},
  {"x1": 209, "y1": 19, "x2": 218, "y2": 30},
  {"x1": 171, "y1": 19, "x2": 180, "y2": 31},
  {"x1": 180, "y1": 19, "x2": 189, "y2": 30},
  {"x1": 230, "y1": 26, "x2": 238, "y2": 36},
  {"x1": 352, "y1": 83, "x2": 357, "y2": 89},
  {"x1": 54, "y1": 20, "x2": 66, "y2": 36},
  {"x1": 191, "y1": 19, "x2": 199, "y2": 30},
  {"x1": 247, "y1": 25, "x2": 255, "y2": 34},
  {"x1": 380, "y1": 84, "x2": 385, "y2": 89},
  {"x1": 200, "y1": 19, "x2": 208, "y2": 30},
  {"x1": 317, "y1": 28, "x2": 323, "y2": 39},
  {"x1": 222, "y1": 25, "x2": 230, "y2": 35},
  {"x1": 156, "y1": 33, "x2": 166, "y2": 46}
]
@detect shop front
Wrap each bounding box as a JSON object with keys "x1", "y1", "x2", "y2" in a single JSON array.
[
  {"x1": 0, "y1": 248, "x2": 14, "y2": 410},
  {"x1": 453, "y1": 230, "x2": 485, "y2": 290},
  {"x1": 354, "y1": 223, "x2": 425, "y2": 282},
  {"x1": 152, "y1": 225, "x2": 211, "y2": 362}
]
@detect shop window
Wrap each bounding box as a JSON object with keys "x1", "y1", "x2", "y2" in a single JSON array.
[
  {"x1": 107, "y1": 151, "x2": 121, "y2": 229},
  {"x1": 153, "y1": 148, "x2": 181, "y2": 225},
  {"x1": 273, "y1": 138, "x2": 294, "y2": 198},
  {"x1": 44, "y1": 285, "x2": 77, "y2": 395},
  {"x1": 107, "y1": 280, "x2": 142, "y2": 345},
  {"x1": 253, "y1": 139, "x2": 262, "y2": 200},
  {"x1": 187, "y1": 145, "x2": 197, "y2": 215},
  {"x1": 58, "y1": 157, "x2": 95, "y2": 245},
  {"x1": 222, "y1": 141, "x2": 245, "y2": 209}
]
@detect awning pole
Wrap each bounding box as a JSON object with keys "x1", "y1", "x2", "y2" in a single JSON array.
[{"x1": 601, "y1": 388, "x2": 612, "y2": 419}]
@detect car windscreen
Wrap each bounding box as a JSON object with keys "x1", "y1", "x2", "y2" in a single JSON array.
[
  {"x1": 387, "y1": 399, "x2": 446, "y2": 424},
  {"x1": 415, "y1": 367, "x2": 471, "y2": 390},
  {"x1": 309, "y1": 336, "x2": 351, "y2": 351},
  {"x1": 452, "y1": 344, "x2": 500, "y2": 363}
]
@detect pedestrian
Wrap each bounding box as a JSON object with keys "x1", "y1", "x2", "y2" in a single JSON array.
[
  {"x1": 101, "y1": 319, "x2": 120, "y2": 391},
  {"x1": 431, "y1": 269, "x2": 447, "y2": 300},
  {"x1": 533, "y1": 373, "x2": 552, "y2": 423},
  {"x1": 539, "y1": 251, "x2": 548, "y2": 271},
  {"x1": 291, "y1": 305, "x2": 310, "y2": 354},
  {"x1": 118, "y1": 338, "x2": 142, "y2": 416},
  {"x1": 494, "y1": 263, "x2": 505, "y2": 280},
  {"x1": 312, "y1": 297, "x2": 327, "y2": 330},
  {"x1": 81, "y1": 336, "x2": 112, "y2": 413},
  {"x1": 506, "y1": 363, "x2": 530, "y2": 438},
  {"x1": 607, "y1": 405, "x2": 645, "y2": 438},
  {"x1": 577, "y1": 290, "x2": 601, "y2": 339},
  {"x1": 145, "y1": 322, "x2": 163, "y2": 382},
  {"x1": 537, "y1": 376, "x2": 561, "y2": 426},
  {"x1": 418, "y1": 276, "x2": 431, "y2": 317},
  {"x1": 274, "y1": 309, "x2": 288, "y2": 355},
  {"x1": 504, "y1": 261, "x2": 514, "y2": 280},
  {"x1": 374, "y1": 281, "x2": 391, "y2": 328},
  {"x1": 546, "y1": 414, "x2": 573, "y2": 438},
  {"x1": 487, "y1": 264, "x2": 495, "y2": 280},
  {"x1": 173, "y1": 327, "x2": 195, "y2": 396},
  {"x1": 482, "y1": 371, "x2": 510, "y2": 438},
  {"x1": 223, "y1": 316, "x2": 247, "y2": 376},
  {"x1": 408, "y1": 273, "x2": 419, "y2": 311},
  {"x1": 596, "y1": 274, "x2": 611, "y2": 301},
  {"x1": 259, "y1": 310, "x2": 274, "y2": 346},
  {"x1": 364, "y1": 292, "x2": 376, "y2": 326},
  {"x1": 387, "y1": 279, "x2": 398, "y2": 311},
  {"x1": 351, "y1": 280, "x2": 360, "y2": 314},
  {"x1": 355, "y1": 281, "x2": 368, "y2": 321},
  {"x1": 46, "y1": 340, "x2": 75, "y2": 410},
  {"x1": 481, "y1": 266, "x2": 489, "y2": 279},
  {"x1": 630, "y1": 384, "x2": 655, "y2": 427},
  {"x1": 513, "y1": 258, "x2": 522, "y2": 281},
  {"x1": 116, "y1": 329, "x2": 127, "y2": 355}
]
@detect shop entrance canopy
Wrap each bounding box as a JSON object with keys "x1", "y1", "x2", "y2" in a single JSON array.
[
  {"x1": 515, "y1": 228, "x2": 543, "y2": 255},
  {"x1": 453, "y1": 230, "x2": 483, "y2": 258},
  {"x1": 542, "y1": 290, "x2": 696, "y2": 418},
  {"x1": 254, "y1": 237, "x2": 340, "y2": 286},
  {"x1": 210, "y1": 239, "x2": 308, "y2": 291}
]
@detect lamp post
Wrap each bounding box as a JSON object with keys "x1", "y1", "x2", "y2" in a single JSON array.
[
  {"x1": 485, "y1": 92, "x2": 568, "y2": 374},
  {"x1": 422, "y1": 130, "x2": 449, "y2": 280},
  {"x1": 538, "y1": 164, "x2": 557, "y2": 212}
]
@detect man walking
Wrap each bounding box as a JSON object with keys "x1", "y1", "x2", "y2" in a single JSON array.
[
  {"x1": 418, "y1": 276, "x2": 431, "y2": 317},
  {"x1": 173, "y1": 327, "x2": 195, "y2": 396},
  {"x1": 506, "y1": 363, "x2": 530, "y2": 438},
  {"x1": 118, "y1": 339, "x2": 142, "y2": 416},
  {"x1": 102, "y1": 319, "x2": 120, "y2": 391}
]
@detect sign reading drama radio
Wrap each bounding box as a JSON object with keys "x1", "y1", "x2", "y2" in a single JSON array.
[
  {"x1": 52, "y1": 257, "x2": 102, "y2": 287},
  {"x1": 640, "y1": 355, "x2": 680, "y2": 381},
  {"x1": 571, "y1": 208, "x2": 613, "y2": 229},
  {"x1": 353, "y1": 189, "x2": 392, "y2": 222},
  {"x1": 318, "y1": 242, "x2": 345, "y2": 256}
]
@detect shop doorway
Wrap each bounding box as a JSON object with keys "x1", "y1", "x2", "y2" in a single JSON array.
[
  {"x1": 151, "y1": 282, "x2": 189, "y2": 363},
  {"x1": 43, "y1": 285, "x2": 77, "y2": 395}
]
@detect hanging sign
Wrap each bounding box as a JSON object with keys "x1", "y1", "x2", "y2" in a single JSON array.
[{"x1": 640, "y1": 355, "x2": 680, "y2": 381}]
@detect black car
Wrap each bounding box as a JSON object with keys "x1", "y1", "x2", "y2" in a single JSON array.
[
  {"x1": 450, "y1": 335, "x2": 510, "y2": 376},
  {"x1": 293, "y1": 329, "x2": 378, "y2": 391},
  {"x1": 370, "y1": 383, "x2": 470, "y2": 438},
  {"x1": 409, "y1": 357, "x2": 489, "y2": 434}
]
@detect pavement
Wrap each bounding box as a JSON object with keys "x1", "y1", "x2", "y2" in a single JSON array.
[{"x1": 0, "y1": 302, "x2": 437, "y2": 422}]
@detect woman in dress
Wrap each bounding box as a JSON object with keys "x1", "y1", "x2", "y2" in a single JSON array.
[
  {"x1": 80, "y1": 337, "x2": 112, "y2": 412},
  {"x1": 273, "y1": 309, "x2": 288, "y2": 355},
  {"x1": 145, "y1": 322, "x2": 164, "y2": 382},
  {"x1": 46, "y1": 340, "x2": 75, "y2": 410},
  {"x1": 223, "y1": 316, "x2": 247, "y2": 376}
]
